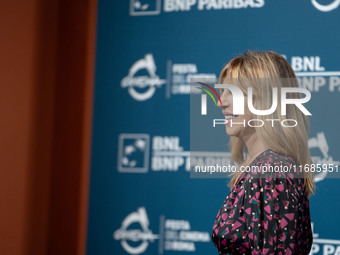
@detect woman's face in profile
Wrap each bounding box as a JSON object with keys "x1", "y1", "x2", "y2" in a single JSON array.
[{"x1": 217, "y1": 88, "x2": 256, "y2": 140}]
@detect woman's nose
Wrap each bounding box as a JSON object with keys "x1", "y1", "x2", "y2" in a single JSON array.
[
  {"x1": 217, "y1": 98, "x2": 223, "y2": 108},
  {"x1": 217, "y1": 92, "x2": 230, "y2": 108}
]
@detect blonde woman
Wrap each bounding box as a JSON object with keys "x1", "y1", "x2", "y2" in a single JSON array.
[{"x1": 212, "y1": 51, "x2": 314, "y2": 254}]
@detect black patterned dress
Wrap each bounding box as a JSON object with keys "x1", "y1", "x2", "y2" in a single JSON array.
[{"x1": 212, "y1": 149, "x2": 313, "y2": 255}]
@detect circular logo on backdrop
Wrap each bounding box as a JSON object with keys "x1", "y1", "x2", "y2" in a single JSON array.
[
  {"x1": 311, "y1": 0, "x2": 340, "y2": 11},
  {"x1": 113, "y1": 207, "x2": 159, "y2": 254},
  {"x1": 121, "y1": 54, "x2": 166, "y2": 101}
]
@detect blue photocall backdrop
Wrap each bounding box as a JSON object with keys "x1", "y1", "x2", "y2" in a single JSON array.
[{"x1": 86, "y1": 1, "x2": 340, "y2": 254}]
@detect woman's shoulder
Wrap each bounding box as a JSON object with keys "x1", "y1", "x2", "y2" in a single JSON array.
[
  {"x1": 248, "y1": 148, "x2": 303, "y2": 180},
  {"x1": 252, "y1": 148, "x2": 298, "y2": 167}
]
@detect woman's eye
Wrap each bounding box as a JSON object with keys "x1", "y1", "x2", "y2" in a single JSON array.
[{"x1": 219, "y1": 88, "x2": 224, "y2": 94}]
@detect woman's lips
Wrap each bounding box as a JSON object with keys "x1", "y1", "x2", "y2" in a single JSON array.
[
  {"x1": 224, "y1": 115, "x2": 237, "y2": 120},
  {"x1": 223, "y1": 112, "x2": 238, "y2": 119},
  {"x1": 222, "y1": 112, "x2": 238, "y2": 126}
]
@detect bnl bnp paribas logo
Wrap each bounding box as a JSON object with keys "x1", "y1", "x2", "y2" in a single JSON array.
[
  {"x1": 121, "y1": 53, "x2": 216, "y2": 101},
  {"x1": 284, "y1": 55, "x2": 340, "y2": 92},
  {"x1": 129, "y1": 0, "x2": 265, "y2": 16},
  {"x1": 310, "y1": 222, "x2": 340, "y2": 255},
  {"x1": 114, "y1": 207, "x2": 210, "y2": 254},
  {"x1": 129, "y1": 0, "x2": 338, "y2": 15},
  {"x1": 117, "y1": 133, "x2": 230, "y2": 173}
]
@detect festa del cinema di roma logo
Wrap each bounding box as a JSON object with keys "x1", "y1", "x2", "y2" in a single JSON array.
[
  {"x1": 312, "y1": 0, "x2": 340, "y2": 11},
  {"x1": 121, "y1": 54, "x2": 166, "y2": 101},
  {"x1": 114, "y1": 207, "x2": 211, "y2": 254},
  {"x1": 114, "y1": 207, "x2": 159, "y2": 254},
  {"x1": 198, "y1": 82, "x2": 312, "y2": 127}
]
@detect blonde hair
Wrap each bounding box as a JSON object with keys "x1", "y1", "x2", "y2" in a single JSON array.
[{"x1": 220, "y1": 50, "x2": 315, "y2": 197}]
